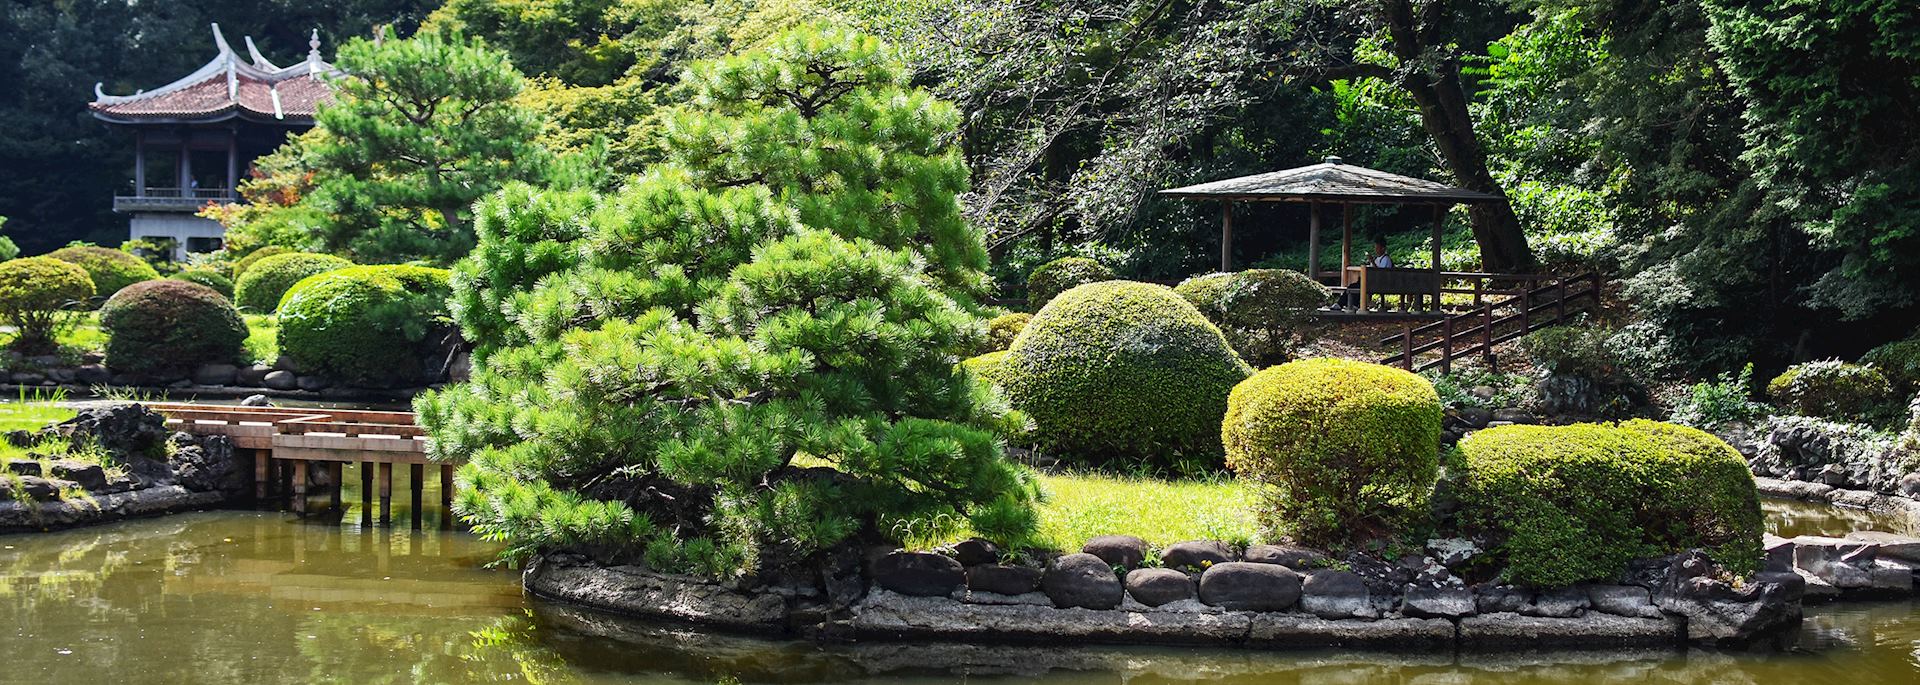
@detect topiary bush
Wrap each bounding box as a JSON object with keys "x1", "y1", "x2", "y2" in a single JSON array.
[
  {"x1": 1026, "y1": 257, "x2": 1114, "y2": 309},
  {"x1": 99, "y1": 279, "x2": 247, "y2": 375},
  {"x1": 1001, "y1": 280, "x2": 1251, "y2": 470},
  {"x1": 1178, "y1": 270, "x2": 1328, "y2": 365},
  {"x1": 232, "y1": 252, "x2": 353, "y2": 313},
  {"x1": 174, "y1": 270, "x2": 234, "y2": 299},
  {"x1": 1767, "y1": 359, "x2": 1892, "y2": 421},
  {"x1": 1222, "y1": 358, "x2": 1442, "y2": 544},
  {"x1": 46, "y1": 245, "x2": 160, "y2": 303},
  {"x1": 1454, "y1": 420, "x2": 1764, "y2": 587},
  {"x1": 0, "y1": 257, "x2": 94, "y2": 354},
  {"x1": 984, "y1": 312, "x2": 1031, "y2": 352},
  {"x1": 1861, "y1": 339, "x2": 1920, "y2": 398},
  {"x1": 230, "y1": 245, "x2": 291, "y2": 279},
  {"x1": 962, "y1": 349, "x2": 1010, "y2": 386},
  {"x1": 277, "y1": 265, "x2": 452, "y2": 385}
]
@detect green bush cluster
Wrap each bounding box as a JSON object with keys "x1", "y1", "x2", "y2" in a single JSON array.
[
  {"x1": 45, "y1": 245, "x2": 159, "y2": 302},
  {"x1": 1668, "y1": 363, "x2": 1770, "y2": 429},
  {"x1": 1454, "y1": 420, "x2": 1764, "y2": 586},
  {"x1": 278, "y1": 265, "x2": 451, "y2": 385},
  {"x1": 962, "y1": 349, "x2": 1010, "y2": 386},
  {"x1": 99, "y1": 279, "x2": 247, "y2": 375},
  {"x1": 0, "y1": 257, "x2": 94, "y2": 354},
  {"x1": 233, "y1": 252, "x2": 354, "y2": 313},
  {"x1": 1026, "y1": 257, "x2": 1114, "y2": 309},
  {"x1": 174, "y1": 270, "x2": 235, "y2": 299},
  {"x1": 230, "y1": 245, "x2": 291, "y2": 279},
  {"x1": 1222, "y1": 358, "x2": 1442, "y2": 544},
  {"x1": 1176, "y1": 269, "x2": 1329, "y2": 365},
  {"x1": 1767, "y1": 359, "x2": 1892, "y2": 421},
  {"x1": 1520, "y1": 324, "x2": 1647, "y2": 416},
  {"x1": 1001, "y1": 280, "x2": 1251, "y2": 470},
  {"x1": 1861, "y1": 338, "x2": 1920, "y2": 398},
  {"x1": 984, "y1": 312, "x2": 1031, "y2": 352}
]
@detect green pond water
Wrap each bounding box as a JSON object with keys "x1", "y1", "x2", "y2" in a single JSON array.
[{"x1": 3, "y1": 489, "x2": 1919, "y2": 684}]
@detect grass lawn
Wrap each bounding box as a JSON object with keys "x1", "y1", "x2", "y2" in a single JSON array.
[
  {"x1": 1, "y1": 311, "x2": 278, "y2": 365},
  {"x1": 0, "y1": 389, "x2": 75, "y2": 432},
  {"x1": 1030, "y1": 472, "x2": 1261, "y2": 552}
]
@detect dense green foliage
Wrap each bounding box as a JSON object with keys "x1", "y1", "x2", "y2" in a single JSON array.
[
  {"x1": 1669, "y1": 364, "x2": 1771, "y2": 430},
  {"x1": 419, "y1": 26, "x2": 1036, "y2": 572},
  {"x1": 45, "y1": 246, "x2": 159, "y2": 302},
  {"x1": 0, "y1": 257, "x2": 94, "y2": 354},
  {"x1": 1766, "y1": 360, "x2": 1892, "y2": 422},
  {"x1": 1862, "y1": 339, "x2": 1920, "y2": 399},
  {"x1": 961, "y1": 349, "x2": 1010, "y2": 387},
  {"x1": 1176, "y1": 269, "x2": 1328, "y2": 365},
  {"x1": 230, "y1": 246, "x2": 291, "y2": 279},
  {"x1": 1520, "y1": 323, "x2": 1648, "y2": 416},
  {"x1": 174, "y1": 270, "x2": 234, "y2": 299},
  {"x1": 983, "y1": 313, "x2": 1030, "y2": 353},
  {"x1": 99, "y1": 280, "x2": 247, "y2": 375},
  {"x1": 1455, "y1": 420, "x2": 1764, "y2": 586},
  {"x1": 233, "y1": 253, "x2": 353, "y2": 313},
  {"x1": 277, "y1": 265, "x2": 451, "y2": 385},
  {"x1": 1222, "y1": 358, "x2": 1441, "y2": 544},
  {"x1": 1001, "y1": 281, "x2": 1251, "y2": 471},
  {"x1": 1025, "y1": 257, "x2": 1113, "y2": 309}
]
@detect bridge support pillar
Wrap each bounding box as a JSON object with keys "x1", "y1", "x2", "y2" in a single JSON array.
[
  {"x1": 290, "y1": 460, "x2": 308, "y2": 514},
  {"x1": 378, "y1": 463, "x2": 393, "y2": 526},
  {"x1": 360, "y1": 462, "x2": 373, "y2": 528},
  {"x1": 440, "y1": 464, "x2": 455, "y2": 530},
  {"x1": 410, "y1": 463, "x2": 424, "y2": 530}
]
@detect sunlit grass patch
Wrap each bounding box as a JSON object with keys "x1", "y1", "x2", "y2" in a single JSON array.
[
  {"x1": 1031, "y1": 472, "x2": 1261, "y2": 552},
  {"x1": 242, "y1": 313, "x2": 278, "y2": 363},
  {"x1": 0, "y1": 387, "x2": 74, "y2": 432}
]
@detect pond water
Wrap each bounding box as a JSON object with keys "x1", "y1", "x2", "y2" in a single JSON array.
[{"x1": 2, "y1": 498, "x2": 1918, "y2": 684}]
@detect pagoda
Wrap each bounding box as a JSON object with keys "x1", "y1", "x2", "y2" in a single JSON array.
[{"x1": 89, "y1": 24, "x2": 335, "y2": 259}]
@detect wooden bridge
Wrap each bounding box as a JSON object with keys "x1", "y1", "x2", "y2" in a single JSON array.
[
  {"x1": 1378, "y1": 272, "x2": 1604, "y2": 372},
  {"x1": 149, "y1": 402, "x2": 455, "y2": 528}
]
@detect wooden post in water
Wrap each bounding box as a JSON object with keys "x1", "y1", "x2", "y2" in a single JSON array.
[
  {"x1": 439, "y1": 464, "x2": 455, "y2": 530},
  {"x1": 360, "y1": 462, "x2": 373, "y2": 527},
  {"x1": 290, "y1": 460, "x2": 308, "y2": 514},
  {"x1": 378, "y1": 462, "x2": 393, "y2": 526},
  {"x1": 253, "y1": 450, "x2": 269, "y2": 501},
  {"x1": 410, "y1": 463, "x2": 425, "y2": 530},
  {"x1": 328, "y1": 462, "x2": 344, "y2": 512}
]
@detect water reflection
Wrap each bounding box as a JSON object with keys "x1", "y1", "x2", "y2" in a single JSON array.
[
  {"x1": 1762, "y1": 497, "x2": 1920, "y2": 538},
  {"x1": 0, "y1": 504, "x2": 1917, "y2": 684}
]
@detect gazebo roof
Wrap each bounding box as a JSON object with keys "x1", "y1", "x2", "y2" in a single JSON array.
[
  {"x1": 90, "y1": 24, "x2": 335, "y2": 126},
  {"x1": 1158, "y1": 156, "x2": 1503, "y2": 204}
]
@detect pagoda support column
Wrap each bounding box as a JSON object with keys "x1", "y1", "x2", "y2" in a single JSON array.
[
  {"x1": 133, "y1": 131, "x2": 146, "y2": 196},
  {"x1": 178, "y1": 137, "x2": 192, "y2": 192},
  {"x1": 225, "y1": 128, "x2": 238, "y2": 197}
]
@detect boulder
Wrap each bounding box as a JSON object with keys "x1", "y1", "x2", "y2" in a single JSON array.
[
  {"x1": 55, "y1": 404, "x2": 168, "y2": 458},
  {"x1": 1491, "y1": 408, "x2": 1537, "y2": 424},
  {"x1": 192, "y1": 363, "x2": 238, "y2": 386},
  {"x1": 966, "y1": 564, "x2": 1042, "y2": 596},
  {"x1": 1846, "y1": 531, "x2": 1920, "y2": 564},
  {"x1": 172, "y1": 435, "x2": 246, "y2": 498},
  {"x1": 240, "y1": 394, "x2": 273, "y2": 407},
  {"x1": 1456, "y1": 407, "x2": 1493, "y2": 428},
  {"x1": 1401, "y1": 586, "x2": 1476, "y2": 618},
  {"x1": 5, "y1": 460, "x2": 41, "y2": 477},
  {"x1": 1425, "y1": 538, "x2": 1480, "y2": 567},
  {"x1": 949, "y1": 538, "x2": 1001, "y2": 567},
  {"x1": 1299, "y1": 569, "x2": 1374, "y2": 619},
  {"x1": 872, "y1": 551, "x2": 965, "y2": 597},
  {"x1": 1242, "y1": 544, "x2": 1329, "y2": 571},
  {"x1": 296, "y1": 375, "x2": 332, "y2": 392},
  {"x1": 1042, "y1": 553, "x2": 1124, "y2": 610},
  {"x1": 15, "y1": 475, "x2": 63, "y2": 501},
  {"x1": 46, "y1": 368, "x2": 75, "y2": 384},
  {"x1": 262, "y1": 370, "x2": 298, "y2": 391},
  {"x1": 1587, "y1": 584, "x2": 1664, "y2": 619},
  {"x1": 235, "y1": 363, "x2": 272, "y2": 387},
  {"x1": 1080, "y1": 535, "x2": 1148, "y2": 569},
  {"x1": 1474, "y1": 585, "x2": 1532, "y2": 614},
  {"x1": 1124, "y1": 568, "x2": 1195, "y2": 607},
  {"x1": 1161, "y1": 540, "x2": 1234, "y2": 570},
  {"x1": 47, "y1": 460, "x2": 106, "y2": 492},
  {"x1": 1654, "y1": 551, "x2": 1805, "y2": 644},
  {"x1": 1522, "y1": 586, "x2": 1590, "y2": 617},
  {"x1": 73, "y1": 364, "x2": 112, "y2": 385},
  {"x1": 1197, "y1": 561, "x2": 1301, "y2": 611}
]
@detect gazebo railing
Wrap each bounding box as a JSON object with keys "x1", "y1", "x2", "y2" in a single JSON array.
[{"x1": 1379, "y1": 272, "x2": 1604, "y2": 372}]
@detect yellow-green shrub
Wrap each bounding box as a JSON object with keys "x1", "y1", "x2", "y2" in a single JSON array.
[
  {"x1": 1222, "y1": 358, "x2": 1441, "y2": 544},
  {"x1": 1177, "y1": 270, "x2": 1329, "y2": 365},
  {"x1": 962, "y1": 349, "x2": 1010, "y2": 386},
  {"x1": 1455, "y1": 420, "x2": 1763, "y2": 587},
  {"x1": 233, "y1": 252, "x2": 353, "y2": 313},
  {"x1": 984, "y1": 312, "x2": 1031, "y2": 352},
  {"x1": 1001, "y1": 281, "x2": 1250, "y2": 469},
  {"x1": 278, "y1": 265, "x2": 451, "y2": 384},
  {"x1": 1767, "y1": 359, "x2": 1891, "y2": 421},
  {"x1": 174, "y1": 270, "x2": 234, "y2": 299},
  {"x1": 230, "y1": 245, "x2": 290, "y2": 279},
  {"x1": 1862, "y1": 339, "x2": 1920, "y2": 397},
  {"x1": 1025, "y1": 257, "x2": 1114, "y2": 309},
  {"x1": 0, "y1": 257, "x2": 94, "y2": 353},
  {"x1": 45, "y1": 245, "x2": 159, "y2": 302}
]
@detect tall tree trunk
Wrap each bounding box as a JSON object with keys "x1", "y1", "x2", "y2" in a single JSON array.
[{"x1": 1382, "y1": 0, "x2": 1537, "y2": 273}]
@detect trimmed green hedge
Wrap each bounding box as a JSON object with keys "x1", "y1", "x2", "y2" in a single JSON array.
[
  {"x1": 99, "y1": 279, "x2": 247, "y2": 375},
  {"x1": 0, "y1": 257, "x2": 94, "y2": 354},
  {"x1": 1177, "y1": 270, "x2": 1328, "y2": 364},
  {"x1": 984, "y1": 312, "x2": 1031, "y2": 352},
  {"x1": 175, "y1": 270, "x2": 234, "y2": 299},
  {"x1": 231, "y1": 245, "x2": 290, "y2": 279},
  {"x1": 962, "y1": 349, "x2": 1010, "y2": 386},
  {"x1": 1767, "y1": 360, "x2": 1891, "y2": 421},
  {"x1": 1001, "y1": 280, "x2": 1250, "y2": 469},
  {"x1": 1222, "y1": 358, "x2": 1442, "y2": 544},
  {"x1": 277, "y1": 265, "x2": 452, "y2": 385},
  {"x1": 233, "y1": 252, "x2": 353, "y2": 313},
  {"x1": 45, "y1": 245, "x2": 159, "y2": 302},
  {"x1": 1025, "y1": 257, "x2": 1114, "y2": 309},
  {"x1": 1455, "y1": 420, "x2": 1764, "y2": 587},
  {"x1": 1862, "y1": 339, "x2": 1920, "y2": 397}
]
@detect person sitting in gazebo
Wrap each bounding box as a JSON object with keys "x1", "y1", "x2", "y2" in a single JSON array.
[{"x1": 1339, "y1": 238, "x2": 1393, "y2": 309}]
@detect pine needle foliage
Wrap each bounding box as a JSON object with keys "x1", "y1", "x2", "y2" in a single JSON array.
[{"x1": 419, "y1": 25, "x2": 1037, "y2": 575}]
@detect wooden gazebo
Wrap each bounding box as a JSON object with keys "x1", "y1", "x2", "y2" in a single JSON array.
[{"x1": 1159, "y1": 156, "x2": 1503, "y2": 312}]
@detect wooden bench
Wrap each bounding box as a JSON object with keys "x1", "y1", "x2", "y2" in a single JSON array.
[{"x1": 1344, "y1": 266, "x2": 1443, "y2": 313}]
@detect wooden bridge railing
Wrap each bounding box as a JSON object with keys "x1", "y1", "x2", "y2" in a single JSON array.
[{"x1": 1378, "y1": 272, "x2": 1604, "y2": 373}]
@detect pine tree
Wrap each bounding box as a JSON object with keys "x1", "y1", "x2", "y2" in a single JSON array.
[{"x1": 419, "y1": 25, "x2": 1036, "y2": 574}]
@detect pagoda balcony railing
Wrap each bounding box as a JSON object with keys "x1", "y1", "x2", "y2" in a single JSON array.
[{"x1": 114, "y1": 187, "x2": 237, "y2": 213}]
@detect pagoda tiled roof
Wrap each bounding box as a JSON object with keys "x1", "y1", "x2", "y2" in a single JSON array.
[
  {"x1": 1160, "y1": 157, "x2": 1504, "y2": 204},
  {"x1": 90, "y1": 24, "x2": 335, "y2": 125}
]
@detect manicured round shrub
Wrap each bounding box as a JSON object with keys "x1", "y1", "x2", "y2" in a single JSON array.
[
  {"x1": 1025, "y1": 257, "x2": 1114, "y2": 309},
  {"x1": 230, "y1": 245, "x2": 290, "y2": 279},
  {"x1": 1454, "y1": 420, "x2": 1763, "y2": 587},
  {"x1": 277, "y1": 265, "x2": 452, "y2": 384},
  {"x1": 45, "y1": 245, "x2": 159, "y2": 302},
  {"x1": 1001, "y1": 280, "x2": 1251, "y2": 468},
  {"x1": 1222, "y1": 358, "x2": 1442, "y2": 544},
  {"x1": 1179, "y1": 270, "x2": 1329, "y2": 365},
  {"x1": 233, "y1": 252, "x2": 353, "y2": 313},
  {"x1": 1861, "y1": 339, "x2": 1920, "y2": 397},
  {"x1": 1767, "y1": 360, "x2": 1891, "y2": 421},
  {"x1": 0, "y1": 257, "x2": 94, "y2": 354},
  {"x1": 962, "y1": 350, "x2": 1010, "y2": 386},
  {"x1": 99, "y1": 279, "x2": 247, "y2": 375},
  {"x1": 984, "y1": 312, "x2": 1031, "y2": 352},
  {"x1": 1174, "y1": 273, "x2": 1232, "y2": 315},
  {"x1": 175, "y1": 270, "x2": 234, "y2": 299}
]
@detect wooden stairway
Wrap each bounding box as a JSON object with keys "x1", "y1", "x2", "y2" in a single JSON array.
[{"x1": 1379, "y1": 273, "x2": 1604, "y2": 373}]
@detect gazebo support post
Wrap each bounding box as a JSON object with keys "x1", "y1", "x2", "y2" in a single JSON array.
[
  {"x1": 1220, "y1": 201, "x2": 1234, "y2": 272},
  {"x1": 1307, "y1": 202, "x2": 1323, "y2": 282},
  {"x1": 1430, "y1": 204, "x2": 1445, "y2": 311},
  {"x1": 1340, "y1": 204, "x2": 1353, "y2": 278}
]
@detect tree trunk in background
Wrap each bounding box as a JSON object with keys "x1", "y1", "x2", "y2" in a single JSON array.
[{"x1": 1382, "y1": 0, "x2": 1537, "y2": 273}]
